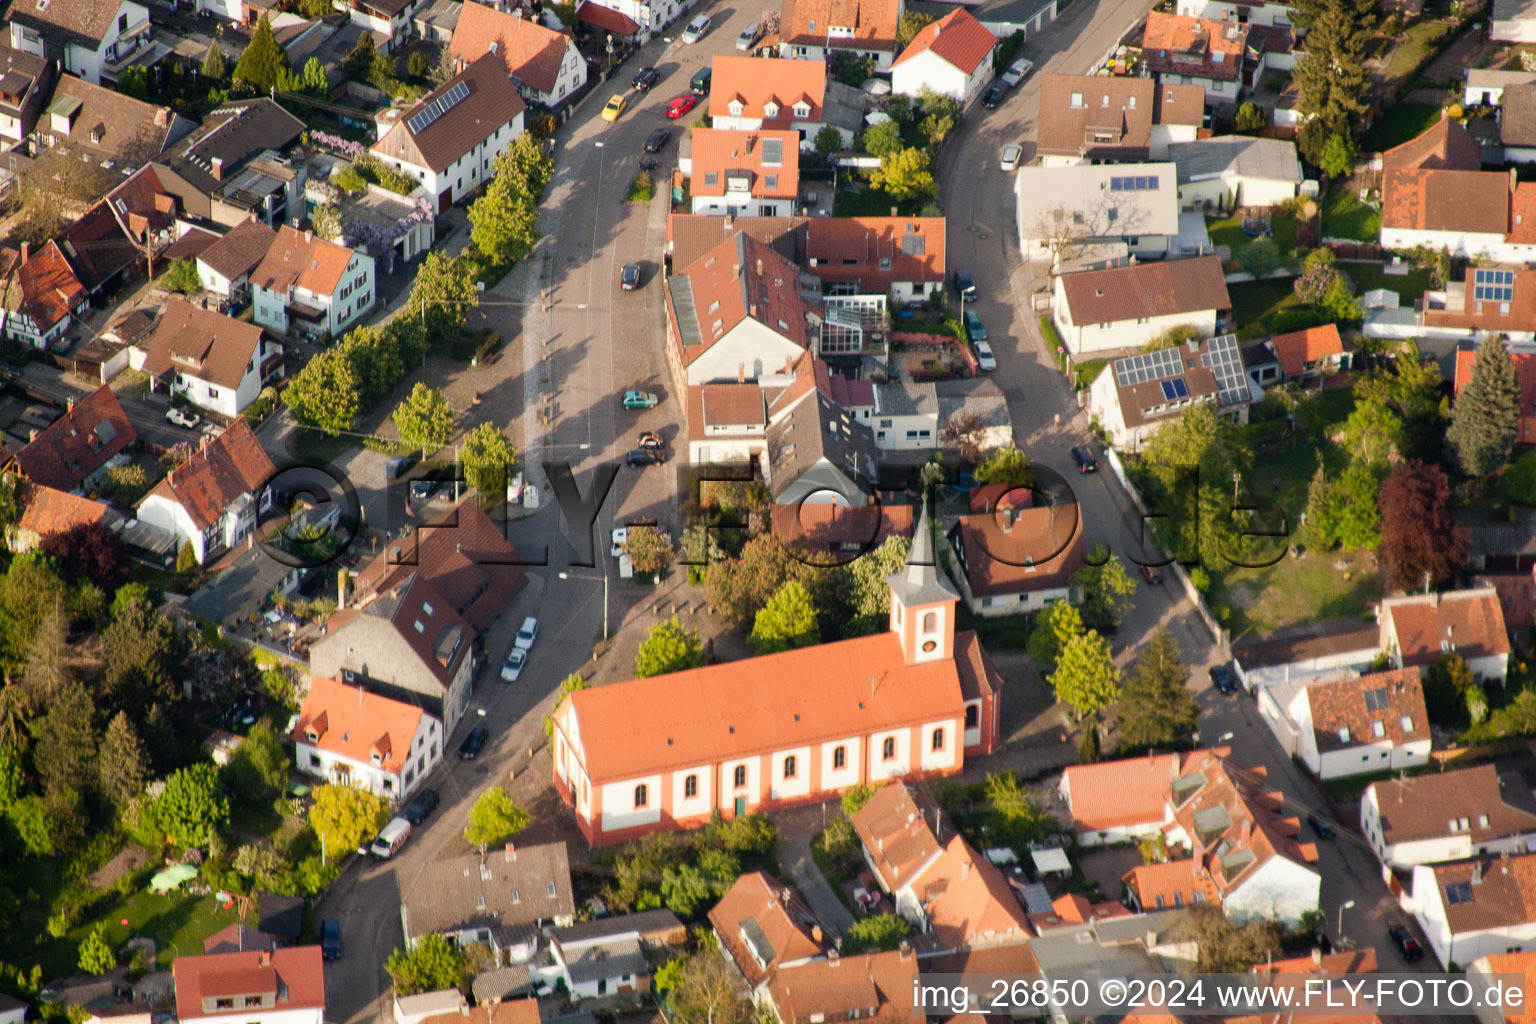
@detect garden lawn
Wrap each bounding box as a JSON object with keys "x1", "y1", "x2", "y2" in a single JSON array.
[
  {"x1": 27, "y1": 888, "x2": 243, "y2": 981},
  {"x1": 1227, "y1": 279, "x2": 1303, "y2": 337},
  {"x1": 1339, "y1": 262, "x2": 1433, "y2": 306},
  {"x1": 1320, "y1": 188, "x2": 1382, "y2": 243},
  {"x1": 1380, "y1": 19, "x2": 1453, "y2": 93},
  {"x1": 1360, "y1": 103, "x2": 1445, "y2": 154},
  {"x1": 1206, "y1": 212, "x2": 1300, "y2": 264}
]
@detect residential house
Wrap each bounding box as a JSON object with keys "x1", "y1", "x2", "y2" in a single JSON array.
[
  {"x1": 7, "y1": 0, "x2": 150, "y2": 85},
  {"x1": 418, "y1": 1001, "x2": 540, "y2": 1024},
  {"x1": 336, "y1": 0, "x2": 428, "y2": 51},
  {"x1": 1168, "y1": 135, "x2": 1301, "y2": 211},
  {"x1": 708, "y1": 56, "x2": 864, "y2": 150},
  {"x1": 681, "y1": 350, "x2": 839, "y2": 468},
  {"x1": 449, "y1": 2, "x2": 586, "y2": 108},
  {"x1": 34, "y1": 74, "x2": 193, "y2": 164},
  {"x1": 400, "y1": 843, "x2": 575, "y2": 962},
  {"x1": 1456, "y1": 341, "x2": 1536, "y2": 442},
  {"x1": 1121, "y1": 858, "x2": 1215, "y2": 912},
  {"x1": 411, "y1": 0, "x2": 462, "y2": 42},
  {"x1": 151, "y1": 99, "x2": 307, "y2": 229},
  {"x1": 1015, "y1": 162, "x2": 1181, "y2": 265},
  {"x1": 202, "y1": 924, "x2": 276, "y2": 955},
  {"x1": 575, "y1": 1, "x2": 642, "y2": 37},
  {"x1": 196, "y1": 220, "x2": 277, "y2": 299},
  {"x1": 1139, "y1": 12, "x2": 1265, "y2": 107},
  {"x1": 709, "y1": 871, "x2": 827, "y2": 988},
  {"x1": 1379, "y1": 588, "x2": 1509, "y2": 684},
  {"x1": 763, "y1": 950, "x2": 919, "y2": 1024},
  {"x1": 1085, "y1": 332, "x2": 1252, "y2": 447},
  {"x1": 1230, "y1": 617, "x2": 1382, "y2": 692},
  {"x1": 1052, "y1": 256, "x2": 1230, "y2": 355},
  {"x1": 7, "y1": 480, "x2": 117, "y2": 551},
  {"x1": 685, "y1": 129, "x2": 799, "y2": 218},
  {"x1": 1362, "y1": 765, "x2": 1536, "y2": 869},
  {"x1": 14, "y1": 384, "x2": 135, "y2": 492},
  {"x1": 851, "y1": 782, "x2": 1031, "y2": 951},
  {"x1": 1469, "y1": 952, "x2": 1536, "y2": 1024},
  {"x1": 549, "y1": 502, "x2": 1003, "y2": 845},
  {"x1": 171, "y1": 947, "x2": 324, "y2": 1024},
  {"x1": 134, "y1": 419, "x2": 274, "y2": 565},
  {"x1": 370, "y1": 53, "x2": 527, "y2": 214},
  {"x1": 946, "y1": 501, "x2": 1086, "y2": 617},
  {"x1": 768, "y1": 501, "x2": 913, "y2": 558},
  {"x1": 1412, "y1": 853, "x2": 1536, "y2": 966},
  {"x1": 1255, "y1": 667, "x2": 1431, "y2": 780},
  {"x1": 1175, "y1": 0, "x2": 1296, "y2": 25},
  {"x1": 60, "y1": 198, "x2": 140, "y2": 301},
  {"x1": 104, "y1": 166, "x2": 180, "y2": 275},
  {"x1": 890, "y1": 9, "x2": 997, "y2": 106},
  {"x1": 766, "y1": 384, "x2": 879, "y2": 503},
  {"x1": 778, "y1": 0, "x2": 902, "y2": 70},
  {"x1": 293, "y1": 676, "x2": 443, "y2": 802},
  {"x1": 540, "y1": 911, "x2": 684, "y2": 1000},
  {"x1": 1017, "y1": 912, "x2": 1195, "y2": 1016},
  {"x1": 0, "y1": 240, "x2": 87, "y2": 348},
  {"x1": 310, "y1": 573, "x2": 475, "y2": 734},
  {"x1": 866, "y1": 375, "x2": 1010, "y2": 452},
  {"x1": 137, "y1": 299, "x2": 283, "y2": 417},
  {"x1": 1262, "y1": 323, "x2": 1350, "y2": 382},
  {"x1": 1494, "y1": 0, "x2": 1536, "y2": 42},
  {"x1": 1423, "y1": 268, "x2": 1536, "y2": 340},
  {"x1": 1060, "y1": 753, "x2": 1182, "y2": 846},
  {"x1": 1034, "y1": 74, "x2": 1204, "y2": 165},
  {"x1": 251, "y1": 225, "x2": 374, "y2": 339},
  {"x1": 1467, "y1": 68, "x2": 1536, "y2": 107},
  {"x1": 1499, "y1": 83, "x2": 1536, "y2": 163},
  {"x1": 0, "y1": 45, "x2": 52, "y2": 143}
]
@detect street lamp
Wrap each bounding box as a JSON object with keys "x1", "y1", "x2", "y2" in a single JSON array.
[
  {"x1": 559, "y1": 570, "x2": 609, "y2": 640},
  {"x1": 1337, "y1": 899, "x2": 1355, "y2": 936}
]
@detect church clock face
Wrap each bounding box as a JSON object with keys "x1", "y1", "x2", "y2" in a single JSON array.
[{"x1": 922, "y1": 640, "x2": 937, "y2": 653}]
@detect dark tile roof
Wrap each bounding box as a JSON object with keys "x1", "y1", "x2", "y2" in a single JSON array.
[
  {"x1": 59, "y1": 199, "x2": 138, "y2": 294},
  {"x1": 7, "y1": 0, "x2": 131, "y2": 49},
  {"x1": 1371, "y1": 764, "x2": 1536, "y2": 845},
  {"x1": 1059, "y1": 255, "x2": 1229, "y2": 325},
  {"x1": 764, "y1": 389, "x2": 877, "y2": 500},
  {"x1": 371, "y1": 52, "x2": 525, "y2": 174},
  {"x1": 141, "y1": 298, "x2": 266, "y2": 391},
  {"x1": 404, "y1": 843, "x2": 574, "y2": 938},
  {"x1": 197, "y1": 219, "x2": 277, "y2": 282},
  {"x1": 38, "y1": 75, "x2": 186, "y2": 164},
  {"x1": 156, "y1": 99, "x2": 304, "y2": 199},
  {"x1": 15, "y1": 384, "x2": 136, "y2": 491},
  {"x1": 450, "y1": 1, "x2": 572, "y2": 95}
]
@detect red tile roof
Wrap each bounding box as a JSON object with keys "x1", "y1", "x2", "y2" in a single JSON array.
[
  {"x1": 1058, "y1": 255, "x2": 1230, "y2": 325},
  {"x1": 690, "y1": 128, "x2": 800, "y2": 199},
  {"x1": 765, "y1": 950, "x2": 918, "y2": 1024},
  {"x1": 10, "y1": 239, "x2": 86, "y2": 331},
  {"x1": 575, "y1": 1, "x2": 640, "y2": 35},
  {"x1": 1428, "y1": 853, "x2": 1536, "y2": 934},
  {"x1": 1257, "y1": 948, "x2": 1378, "y2": 975},
  {"x1": 951, "y1": 505, "x2": 1086, "y2": 598},
  {"x1": 14, "y1": 481, "x2": 114, "y2": 539},
  {"x1": 892, "y1": 9, "x2": 996, "y2": 74},
  {"x1": 1473, "y1": 953, "x2": 1536, "y2": 1024},
  {"x1": 172, "y1": 946, "x2": 325, "y2": 1021},
  {"x1": 1381, "y1": 117, "x2": 1510, "y2": 234},
  {"x1": 1062, "y1": 754, "x2": 1179, "y2": 832},
  {"x1": 919, "y1": 834, "x2": 1032, "y2": 949},
  {"x1": 140, "y1": 419, "x2": 274, "y2": 530},
  {"x1": 1268, "y1": 324, "x2": 1343, "y2": 377},
  {"x1": 295, "y1": 676, "x2": 428, "y2": 774},
  {"x1": 780, "y1": 0, "x2": 901, "y2": 54},
  {"x1": 1122, "y1": 858, "x2": 1217, "y2": 910},
  {"x1": 806, "y1": 217, "x2": 945, "y2": 292},
  {"x1": 1382, "y1": 588, "x2": 1510, "y2": 667},
  {"x1": 667, "y1": 231, "x2": 819, "y2": 365},
  {"x1": 850, "y1": 782, "x2": 945, "y2": 892},
  {"x1": 15, "y1": 385, "x2": 135, "y2": 491},
  {"x1": 1304, "y1": 667, "x2": 1429, "y2": 754},
  {"x1": 1141, "y1": 12, "x2": 1248, "y2": 81},
  {"x1": 451, "y1": 1, "x2": 572, "y2": 95},
  {"x1": 707, "y1": 871, "x2": 826, "y2": 985},
  {"x1": 709, "y1": 56, "x2": 826, "y2": 124},
  {"x1": 251, "y1": 225, "x2": 356, "y2": 298},
  {"x1": 421, "y1": 999, "x2": 540, "y2": 1024}
]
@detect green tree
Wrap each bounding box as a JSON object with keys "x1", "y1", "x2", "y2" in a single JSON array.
[
  {"x1": 392, "y1": 383, "x2": 454, "y2": 452},
  {"x1": 1049, "y1": 630, "x2": 1120, "y2": 720},
  {"x1": 1026, "y1": 601, "x2": 1082, "y2": 674},
  {"x1": 1340, "y1": 395, "x2": 1405, "y2": 471},
  {"x1": 156, "y1": 764, "x2": 229, "y2": 848},
  {"x1": 843, "y1": 535, "x2": 911, "y2": 637},
  {"x1": 221, "y1": 724, "x2": 289, "y2": 805},
  {"x1": 1291, "y1": 0, "x2": 1369, "y2": 165},
  {"x1": 459, "y1": 422, "x2": 516, "y2": 498},
  {"x1": 386, "y1": 935, "x2": 466, "y2": 995},
  {"x1": 749, "y1": 580, "x2": 818, "y2": 654},
  {"x1": 411, "y1": 251, "x2": 478, "y2": 344},
  {"x1": 302, "y1": 56, "x2": 329, "y2": 94},
  {"x1": 77, "y1": 928, "x2": 114, "y2": 975},
  {"x1": 1071, "y1": 545, "x2": 1136, "y2": 632},
  {"x1": 1234, "y1": 101, "x2": 1268, "y2": 132},
  {"x1": 283, "y1": 348, "x2": 362, "y2": 435},
  {"x1": 98, "y1": 712, "x2": 148, "y2": 810},
  {"x1": 813, "y1": 124, "x2": 843, "y2": 157},
  {"x1": 1318, "y1": 132, "x2": 1357, "y2": 178},
  {"x1": 469, "y1": 134, "x2": 551, "y2": 265},
  {"x1": 841, "y1": 782, "x2": 878, "y2": 816},
  {"x1": 1423, "y1": 652, "x2": 1474, "y2": 725},
  {"x1": 984, "y1": 772, "x2": 1049, "y2": 847},
  {"x1": 655, "y1": 957, "x2": 686, "y2": 994},
  {"x1": 118, "y1": 65, "x2": 148, "y2": 99},
  {"x1": 34, "y1": 680, "x2": 95, "y2": 800},
  {"x1": 973, "y1": 445, "x2": 1033, "y2": 487},
  {"x1": 1300, "y1": 460, "x2": 1340, "y2": 549},
  {"x1": 1116, "y1": 626, "x2": 1199, "y2": 751},
  {"x1": 310, "y1": 784, "x2": 390, "y2": 861},
  {"x1": 20, "y1": 602, "x2": 69, "y2": 707},
  {"x1": 1335, "y1": 462, "x2": 1382, "y2": 549},
  {"x1": 0, "y1": 553, "x2": 68, "y2": 675},
  {"x1": 634, "y1": 616, "x2": 705, "y2": 678},
  {"x1": 232, "y1": 15, "x2": 291, "y2": 92},
  {"x1": 843, "y1": 914, "x2": 910, "y2": 953},
  {"x1": 1140, "y1": 404, "x2": 1249, "y2": 568},
  {"x1": 872, "y1": 147, "x2": 937, "y2": 203},
  {"x1": 9, "y1": 794, "x2": 54, "y2": 856},
  {"x1": 1079, "y1": 723, "x2": 1100, "y2": 763},
  {"x1": 464, "y1": 786, "x2": 530, "y2": 851},
  {"x1": 669, "y1": 951, "x2": 754, "y2": 1024},
  {"x1": 896, "y1": 10, "x2": 935, "y2": 47},
  {"x1": 705, "y1": 535, "x2": 801, "y2": 630},
  {"x1": 102, "y1": 586, "x2": 180, "y2": 707},
  {"x1": 623, "y1": 525, "x2": 672, "y2": 577},
  {"x1": 407, "y1": 51, "x2": 429, "y2": 79},
  {"x1": 1239, "y1": 237, "x2": 1280, "y2": 278},
  {"x1": 161, "y1": 258, "x2": 202, "y2": 296},
  {"x1": 340, "y1": 323, "x2": 404, "y2": 399},
  {"x1": 542, "y1": 673, "x2": 588, "y2": 738},
  {"x1": 202, "y1": 43, "x2": 227, "y2": 81},
  {"x1": 1448, "y1": 340, "x2": 1522, "y2": 476},
  {"x1": 862, "y1": 120, "x2": 902, "y2": 157}
]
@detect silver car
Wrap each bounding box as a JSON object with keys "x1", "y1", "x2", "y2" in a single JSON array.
[
  {"x1": 682, "y1": 14, "x2": 711, "y2": 41},
  {"x1": 736, "y1": 26, "x2": 758, "y2": 49},
  {"x1": 1001, "y1": 144, "x2": 1023, "y2": 171},
  {"x1": 973, "y1": 341, "x2": 996, "y2": 371}
]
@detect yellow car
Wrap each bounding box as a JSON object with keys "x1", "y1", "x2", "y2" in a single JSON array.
[{"x1": 601, "y1": 94, "x2": 628, "y2": 122}]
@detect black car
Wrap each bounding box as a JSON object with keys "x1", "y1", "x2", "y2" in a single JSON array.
[
  {"x1": 632, "y1": 66, "x2": 660, "y2": 91},
  {"x1": 690, "y1": 67, "x2": 712, "y2": 94},
  {"x1": 1388, "y1": 924, "x2": 1424, "y2": 961},
  {"x1": 982, "y1": 81, "x2": 1008, "y2": 109},
  {"x1": 1307, "y1": 813, "x2": 1337, "y2": 839},
  {"x1": 645, "y1": 128, "x2": 671, "y2": 153},
  {"x1": 320, "y1": 918, "x2": 342, "y2": 961},
  {"x1": 626, "y1": 448, "x2": 661, "y2": 467},
  {"x1": 1071, "y1": 446, "x2": 1097, "y2": 473},
  {"x1": 410, "y1": 477, "x2": 441, "y2": 500},
  {"x1": 1209, "y1": 664, "x2": 1238, "y2": 695},
  {"x1": 458, "y1": 725, "x2": 489, "y2": 760},
  {"x1": 621, "y1": 263, "x2": 642, "y2": 290},
  {"x1": 403, "y1": 788, "x2": 439, "y2": 825},
  {"x1": 952, "y1": 268, "x2": 977, "y2": 303}
]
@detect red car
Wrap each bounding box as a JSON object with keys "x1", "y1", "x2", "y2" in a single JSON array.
[{"x1": 665, "y1": 94, "x2": 697, "y2": 119}]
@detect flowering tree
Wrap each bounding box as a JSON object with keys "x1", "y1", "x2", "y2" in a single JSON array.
[
  {"x1": 343, "y1": 200, "x2": 433, "y2": 274},
  {"x1": 311, "y1": 131, "x2": 364, "y2": 158}
]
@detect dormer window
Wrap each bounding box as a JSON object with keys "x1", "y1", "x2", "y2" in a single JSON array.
[
  {"x1": 306, "y1": 728, "x2": 318, "y2": 742},
  {"x1": 1338, "y1": 726, "x2": 1350, "y2": 744},
  {"x1": 1371, "y1": 720, "x2": 1385, "y2": 739},
  {"x1": 370, "y1": 750, "x2": 382, "y2": 764},
  {"x1": 729, "y1": 99, "x2": 744, "y2": 116},
  {"x1": 793, "y1": 102, "x2": 810, "y2": 118},
  {"x1": 808, "y1": 18, "x2": 815, "y2": 29},
  {"x1": 764, "y1": 101, "x2": 779, "y2": 118}
]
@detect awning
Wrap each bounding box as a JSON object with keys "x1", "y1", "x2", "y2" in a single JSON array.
[{"x1": 577, "y1": 2, "x2": 640, "y2": 36}]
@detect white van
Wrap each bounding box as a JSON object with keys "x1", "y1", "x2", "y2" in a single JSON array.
[{"x1": 369, "y1": 817, "x2": 412, "y2": 859}]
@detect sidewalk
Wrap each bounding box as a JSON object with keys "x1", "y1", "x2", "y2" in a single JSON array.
[{"x1": 773, "y1": 803, "x2": 857, "y2": 938}]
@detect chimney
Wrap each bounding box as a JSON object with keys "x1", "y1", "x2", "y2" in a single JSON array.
[
  {"x1": 756, "y1": 258, "x2": 764, "y2": 276},
  {"x1": 1239, "y1": 818, "x2": 1251, "y2": 845},
  {"x1": 211, "y1": 156, "x2": 223, "y2": 180},
  {"x1": 898, "y1": 940, "x2": 911, "y2": 960},
  {"x1": 338, "y1": 569, "x2": 349, "y2": 609},
  {"x1": 828, "y1": 949, "x2": 840, "y2": 964},
  {"x1": 1430, "y1": 592, "x2": 1440, "y2": 608},
  {"x1": 960, "y1": 860, "x2": 970, "y2": 879},
  {"x1": 505, "y1": 842, "x2": 517, "y2": 860},
  {"x1": 305, "y1": 230, "x2": 314, "y2": 244},
  {"x1": 932, "y1": 20, "x2": 941, "y2": 34},
  {"x1": 259, "y1": 951, "x2": 271, "y2": 967},
  {"x1": 812, "y1": 925, "x2": 823, "y2": 944},
  {"x1": 890, "y1": 206, "x2": 898, "y2": 216},
  {"x1": 724, "y1": 213, "x2": 734, "y2": 230},
  {"x1": 19, "y1": 241, "x2": 28, "y2": 263},
  {"x1": 1473, "y1": 863, "x2": 1484, "y2": 885},
  {"x1": 738, "y1": 364, "x2": 746, "y2": 383},
  {"x1": 1312, "y1": 947, "x2": 1323, "y2": 966}
]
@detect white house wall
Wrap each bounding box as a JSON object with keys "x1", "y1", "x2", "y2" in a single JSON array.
[
  {"x1": 684, "y1": 321, "x2": 807, "y2": 385},
  {"x1": 1224, "y1": 856, "x2": 1321, "y2": 925},
  {"x1": 602, "y1": 774, "x2": 664, "y2": 833}
]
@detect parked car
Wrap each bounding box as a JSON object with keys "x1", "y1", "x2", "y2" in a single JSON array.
[
  {"x1": 982, "y1": 81, "x2": 1008, "y2": 109},
  {"x1": 410, "y1": 477, "x2": 441, "y2": 500},
  {"x1": 953, "y1": 268, "x2": 977, "y2": 303},
  {"x1": 1388, "y1": 924, "x2": 1423, "y2": 961},
  {"x1": 368, "y1": 817, "x2": 412, "y2": 858},
  {"x1": 621, "y1": 263, "x2": 642, "y2": 290},
  {"x1": 602, "y1": 94, "x2": 628, "y2": 121},
  {"x1": 963, "y1": 310, "x2": 986, "y2": 343},
  {"x1": 690, "y1": 67, "x2": 712, "y2": 94},
  {"x1": 320, "y1": 918, "x2": 342, "y2": 961},
  {"x1": 681, "y1": 14, "x2": 711, "y2": 41},
  {"x1": 1210, "y1": 664, "x2": 1238, "y2": 695},
  {"x1": 1000, "y1": 57, "x2": 1034, "y2": 86},
  {"x1": 631, "y1": 66, "x2": 660, "y2": 90},
  {"x1": 515, "y1": 616, "x2": 539, "y2": 650},
  {"x1": 458, "y1": 725, "x2": 489, "y2": 760},
  {"x1": 736, "y1": 25, "x2": 758, "y2": 49},
  {"x1": 1071, "y1": 445, "x2": 1097, "y2": 473},
  {"x1": 645, "y1": 128, "x2": 671, "y2": 152},
  {"x1": 403, "y1": 788, "x2": 439, "y2": 825},
  {"x1": 166, "y1": 407, "x2": 200, "y2": 429},
  {"x1": 972, "y1": 340, "x2": 996, "y2": 371},
  {"x1": 1307, "y1": 813, "x2": 1337, "y2": 839},
  {"x1": 638, "y1": 431, "x2": 663, "y2": 449},
  {"x1": 1139, "y1": 562, "x2": 1164, "y2": 584},
  {"x1": 622, "y1": 390, "x2": 658, "y2": 409},
  {"x1": 1000, "y1": 144, "x2": 1023, "y2": 171},
  {"x1": 611, "y1": 526, "x2": 628, "y2": 557},
  {"x1": 501, "y1": 647, "x2": 527, "y2": 681},
  {"x1": 627, "y1": 448, "x2": 662, "y2": 467},
  {"x1": 385, "y1": 454, "x2": 417, "y2": 479},
  {"x1": 666, "y1": 94, "x2": 697, "y2": 118}
]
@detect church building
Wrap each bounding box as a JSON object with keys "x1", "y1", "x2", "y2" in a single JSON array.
[{"x1": 549, "y1": 501, "x2": 1004, "y2": 846}]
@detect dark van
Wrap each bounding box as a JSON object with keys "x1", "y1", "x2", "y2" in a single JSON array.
[
  {"x1": 690, "y1": 67, "x2": 712, "y2": 94},
  {"x1": 386, "y1": 454, "x2": 417, "y2": 479}
]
